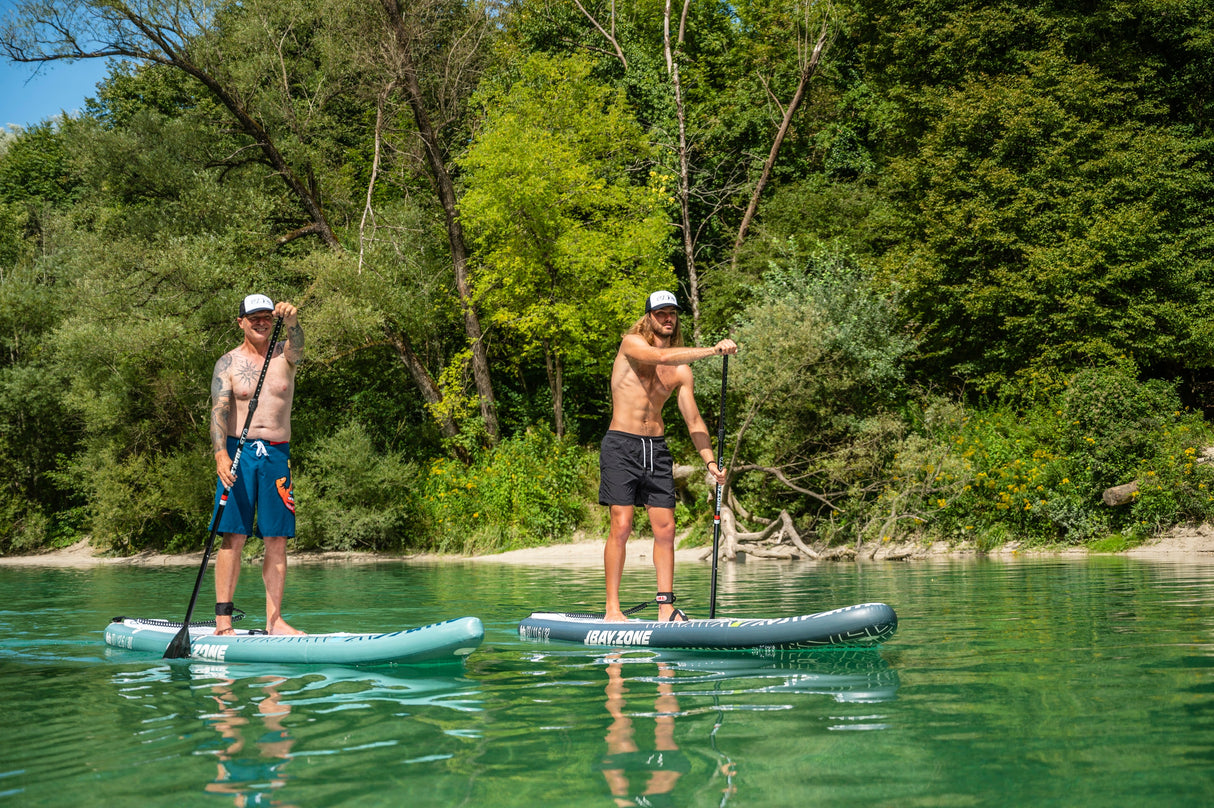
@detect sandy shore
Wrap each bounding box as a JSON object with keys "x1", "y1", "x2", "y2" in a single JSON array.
[
  {"x1": 0, "y1": 536, "x2": 705, "y2": 568},
  {"x1": 2, "y1": 524, "x2": 1213, "y2": 568}
]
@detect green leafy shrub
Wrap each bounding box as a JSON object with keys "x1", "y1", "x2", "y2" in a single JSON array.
[
  {"x1": 418, "y1": 427, "x2": 597, "y2": 554},
  {"x1": 0, "y1": 494, "x2": 50, "y2": 554},
  {"x1": 66, "y1": 442, "x2": 212, "y2": 553},
  {"x1": 1058, "y1": 364, "x2": 1180, "y2": 492},
  {"x1": 869, "y1": 369, "x2": 1214, "y2": 547},
  {"x1": 293, "y1": 422, "x2": 419, "y2": 552}
]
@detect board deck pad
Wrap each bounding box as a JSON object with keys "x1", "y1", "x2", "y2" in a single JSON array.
[
  {"x1": 105, "y1": 615, "x2": 484, "y2": 666},
  {"x1": 518, "y1": 602, "x2": 897, "y2": 650}
]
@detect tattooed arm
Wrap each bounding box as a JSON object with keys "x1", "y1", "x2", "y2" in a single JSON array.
[
  {"x1": 211, "y1": 353, "x2": 237, "y2": 487},
  {"x1": 275, "y1": 302, "x2": 303, "y2": 366}
]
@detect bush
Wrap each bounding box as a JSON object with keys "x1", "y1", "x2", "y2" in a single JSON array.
[
  {"x1": 0, "y1": 494, "x2": 50, "y2": 554},
  {"x1": 866, "y1": 369, "x2": 1214, "y2": 547},
  {"x1": 1058, "y1": 364, "x2": 1180, "y2": 492},
  {"x1": 293, "y1": 422, "x2": 419, "y2": 552},
  {"x1": 66, "y1": 441, "x2": 212, "y2": 553},
  {"x1": 418, "y1": 427, "x2": 597, "y2": 554}
]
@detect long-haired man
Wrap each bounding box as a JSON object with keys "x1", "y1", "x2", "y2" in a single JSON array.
[{"x1": 599, "y1": 290, "x2": 737, "y2": 621}]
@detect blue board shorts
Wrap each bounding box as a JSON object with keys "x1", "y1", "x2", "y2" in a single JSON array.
[
  {"x1": 214, "y1": 437, "x2": 295, "y2": 538},
  {"x1": 599, "y1": 430, "x2": 678, "y2": 509}
]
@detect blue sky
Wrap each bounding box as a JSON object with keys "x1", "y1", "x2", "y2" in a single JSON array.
[
  {"x1": 0, "y1": 0, "x2": 115, "y2": 131},
  {"x1": 1, "y1": 56, "x2": 115, "y2": 130}
]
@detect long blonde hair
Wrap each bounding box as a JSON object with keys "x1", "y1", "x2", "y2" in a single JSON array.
[{"x1": 626, "y1": 311, "x2": 684, "y2": 347}]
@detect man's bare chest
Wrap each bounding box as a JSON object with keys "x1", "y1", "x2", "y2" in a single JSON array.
[
  {"x1": 229, "y1": 355, "x2": 291, "y2": 401},
  {"x1": 633, "y1": 366, "x2": 680, "y2": 402}
]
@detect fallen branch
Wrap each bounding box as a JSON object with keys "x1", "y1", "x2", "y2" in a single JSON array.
[{"x1": 732, "y1": 464, "x2": 841, "y2": 511}]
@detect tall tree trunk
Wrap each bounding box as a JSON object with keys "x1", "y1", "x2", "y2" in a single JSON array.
[
  {"x1": 544, "y1": 341, "x2": 565, "y2": 438},
  {"x1": 664, "y1": 0, "x2": 702, "y2": 343},
  {"x1": 358, "y1": 81, "x2": 394, "y2": 271},
  {"x1": 385, "y1": 328, "x2": 463, "y2": 443},
  {"x1": 377, "y1": 0, "x2": 500, "y2": 445}
]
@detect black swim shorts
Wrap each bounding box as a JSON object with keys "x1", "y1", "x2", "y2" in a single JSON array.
[{"x1": 599, "y1": 430, "x2": 678, "y2": 509}]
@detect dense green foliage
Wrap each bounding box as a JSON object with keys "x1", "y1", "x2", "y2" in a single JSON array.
[
  {"x1": 869, "y1": 366, "x2": 1214, "y2": 547},
  {"x1": 3, "y1": 0, "x2": 1214, "y2": 556}
]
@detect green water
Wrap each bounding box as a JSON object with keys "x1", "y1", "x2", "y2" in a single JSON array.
[{"x1": 1, "y1": 556, "x2": 1212, "y2": 807}]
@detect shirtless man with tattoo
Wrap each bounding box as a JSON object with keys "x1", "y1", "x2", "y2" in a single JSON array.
[
  {"x1": 209, "y1": 294, "x2": 305, "y2": 636},
  {"x1": 600, "y1": 290, "x2": 737, "y2": 622}
]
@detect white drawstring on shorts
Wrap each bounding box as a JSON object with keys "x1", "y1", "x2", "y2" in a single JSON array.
[{"x1": 640, "y1": 437, "x2": 655, "y2": 473}]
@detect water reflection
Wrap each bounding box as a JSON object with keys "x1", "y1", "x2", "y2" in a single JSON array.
[
  {"x1": 110, "y1": 662, "x2": 483, "y2": 804},
  {"x1": 202, "y1": 674, "x2": 298, "y2": 808},
  {"x1": 599, "y1": 656, "x2": 695, "y2": 808},
  {"x1": 583, "y1": 650, "x2": 898, "y2": 806},
  {"x1": 650, "y1": 650, "x2": 901, "y2": 704}
]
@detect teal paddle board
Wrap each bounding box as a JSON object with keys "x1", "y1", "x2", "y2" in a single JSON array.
[{"x1": 105, "y1": 616, "x2": 483, "y2": 665}]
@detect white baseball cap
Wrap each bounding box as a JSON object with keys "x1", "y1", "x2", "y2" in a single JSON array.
[
  {"x1": 239, "y1": 294, "x2": 274, "y2": 317},
  {"x1": 645, "y1": 290, "x2": 681, "y2": 312}
]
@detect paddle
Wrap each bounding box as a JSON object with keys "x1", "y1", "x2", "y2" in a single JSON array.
[
  {"x1": 164, "y1": 316, "x2": 284, "y2": 659},
  {"x1": 708, "y1": 355, "x2": 729, "y2": 618}
]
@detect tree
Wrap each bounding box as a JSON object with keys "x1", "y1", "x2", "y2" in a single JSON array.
[
  {"x1": 507, "y1": 0, "x2": 840, "y2": 340},
  {"x1": 371, "y1": 0, "x2": 503, "y2": 444},
  {"x1": 722, "y1": 243, "x2": 913, "y2": 539},
  {"x1": 844, "y1": 1, "x2": 1214, "y2": 390},
  {"x1": 458, "y1": 52, "x2": 675, "y2": 435},
  {"x1": 2, "y1": 0, "x2": 511, "y2": 446},
  {"x1": 1, "y1": 0, "x2": 352, "y2": 248}
]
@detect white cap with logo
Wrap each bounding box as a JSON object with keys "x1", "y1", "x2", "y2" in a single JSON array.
[
  {"x1": 239, "y1": 294, "x2": 274, "y2": 317},
  {"x1": 645, "y1": 290, "x2": 681, "y2": 313}
]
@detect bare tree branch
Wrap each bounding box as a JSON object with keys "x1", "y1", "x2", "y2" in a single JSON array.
[
  {"x1": 730, "y1": 7, "x2": 833, "y2": 269},
  {"x1": 571, "y1": 0, "x2": 627, "y2": 69}
]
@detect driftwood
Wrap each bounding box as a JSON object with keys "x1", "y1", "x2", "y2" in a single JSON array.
[
  {"x1": 1102, "y1": 481, "x2": 1139, "y2": 507},
  {"x1": 680, "y1": 461, "x2": 830, "y2": 562},
  {"x1": 682, "y1": 464, "x2": 922, "y2": 563},
  {"x1": 698, "y1": 506, "x2": 822, "y2": 562}
]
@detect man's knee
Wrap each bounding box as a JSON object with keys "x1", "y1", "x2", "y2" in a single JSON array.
[
  {"x1": 647, "y1": 507, "x2": 676, "y2": 537},
  {"x1": 262, "y1": 536, "x2": 289, "y2": 557},
  {"x1": 220, "y1": 534, "x2": 247, "y2": 551}
]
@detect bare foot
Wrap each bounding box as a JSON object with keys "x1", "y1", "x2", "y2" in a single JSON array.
[
  {"x1": 604, "y1": 610, "x2": 628, "y2": 622},
  {"x1": 214, "y1": 627, "x2": 236, "y2": 636},
  {"x1": 267, "y1": 621, "x2": 306, "y2": 636}
]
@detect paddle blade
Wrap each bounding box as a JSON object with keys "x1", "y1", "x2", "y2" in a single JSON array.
[{"x1": 163, "y1": 625, "x2": 192, "y2": 659}]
